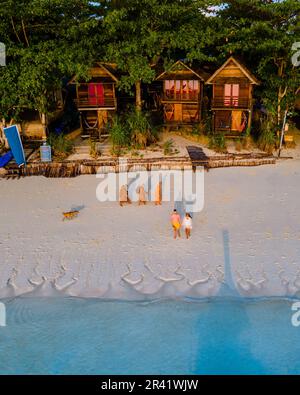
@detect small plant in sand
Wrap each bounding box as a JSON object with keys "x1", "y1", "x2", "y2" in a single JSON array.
[
  {"x1": 47, "y1": 133, "x2": 74, "y2": 159},
  {"x1": 131, "y1": 150, "x2": 140, "y2": 157},
  {"x1": 163, "y1": 139, "x2": 175, "y2": 155},
  {"x1": 242, "y1": 126, "x2": 254, "y2": 150},
  {"x1": 235, "y1": 138, "x2": 243, "y2": 152},
  {"x1": 208, "y1": 133, "x2": 227, "y2": 153},
  {"x1": 197, "y1": 119, "x2": 211, "y2": 136},
  {"x1": 257, "y1": 120, "x2": 276, "y2": 154},
  {"x1": 190, "y1": 124, "x2": 201, "y2": 136},
  {"x1": 197, "y1": 134, "x2": 209, "y2": 146},
  {"x1": 89, "y1": 139, "x2": 101, "y2": 158},
  {"x1": 180, "y1": 124, "x2": 209, "y2": 146}
]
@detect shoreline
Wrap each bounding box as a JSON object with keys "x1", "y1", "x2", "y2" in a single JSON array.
[{"x1": 1, "y1": 159, "x2": 300, "y2": 300}]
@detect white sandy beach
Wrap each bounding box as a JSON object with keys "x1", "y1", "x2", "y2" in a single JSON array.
[{"x1": 0, "y1": 159, "x2": 300, "y2": 299}]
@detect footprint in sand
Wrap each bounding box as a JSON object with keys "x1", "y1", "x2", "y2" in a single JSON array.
[{"x1": 265, "y1": 231, "x2": 273, "y2": 239}]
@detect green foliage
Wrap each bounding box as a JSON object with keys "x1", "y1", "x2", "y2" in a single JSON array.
[
  {"x1": 89, "y1": 139, "x2": 101, "y2": 158},
  {"x1": 162, "y1": 139, "x2": 175, "y2": 156},
  {"x1": 47, "y1": 133, "x2": 74, "y2": 159},
  {"x1": 0, "y1": 0, "x2": 299, "y2": 131},
  {"x1": 0, "y1": 0, "x2": 101, "y2": 121},
  {"x1": 208, "y1": 133, "x2": 227, "y2": 153},
  {"x1": 126, "y1": 110, "x2": 155, "y2": 149},
  {"x1": 109, "y1": 110, "x2": 157, "y2": 154},
  {"x1": 257, "y1": 121, "x2": 276, "y2": 154},
  {"x1": 103, "y1": 0, "x2": 212, "y2": 108},
  {"x1": 109, "y1": 117, "x2": 130, "y2": 156},
  {"x1": 215, "y1": 0, "x2": 300, "y2": 123}
]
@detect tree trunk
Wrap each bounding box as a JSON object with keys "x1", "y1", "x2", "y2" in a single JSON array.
[
  {"x1": 277, "y1": 59, "x2": 287, "y2": 126},
  {"x1": 278, "y1": 85, "x2": 287, "y2": 126},
  {"x1": 40, "y1": 112, "x2": 47, "y2": 141},
  {"x1": 135, "y1": 80, "x2": 142, "y2": 112},
  {"x1": 0, "y1": 118, "x2": 5, "y2": 146}
]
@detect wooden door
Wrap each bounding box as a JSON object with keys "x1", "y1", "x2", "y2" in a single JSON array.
[
  {"x1": 231, "y1": 110, "x2": 242, "y2": 131},
  {"x1": 174, "y1": 104, "x2": 182, "y2": 122}
]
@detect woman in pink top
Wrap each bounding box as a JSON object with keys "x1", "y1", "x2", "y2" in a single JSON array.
[{"x1": 171, "y1": 209, "x2": 181, "y2": 239}]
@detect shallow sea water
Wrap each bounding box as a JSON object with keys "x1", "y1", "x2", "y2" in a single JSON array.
[{"x1": 0, "y1": 297, "x2": 299, "y2": 375}]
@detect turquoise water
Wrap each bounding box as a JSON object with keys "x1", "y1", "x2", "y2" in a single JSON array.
[{"x1": 0, "y1": 297, "x2": 300, "y2": 375}]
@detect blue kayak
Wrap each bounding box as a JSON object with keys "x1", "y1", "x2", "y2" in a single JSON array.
[
  {"x1": 0, "y1": 150, "x2": 13, "y2": 168},
  {"x1": 4, "y1": 125, "x2": 26, "y2": 167}
]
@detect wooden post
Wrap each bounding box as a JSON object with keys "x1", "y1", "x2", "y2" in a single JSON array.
[
  {"x1": 248, "y1": 85, "x2": 253, "y2": 132},
  {"x1": 135, "y1": 80, "x2": 142, "y2": 111},
  {"x1": 113, "y1": 83, "x2": 117, "y2": 110},
  {"x1": 97, "y1": 110, "x2": 103, "y2": 141},
  {"x1": 247, "y1": 109, "x2": 252, "y2": 132},
  {"x1": 278, "y1": 109, "x2": 288, "y2": 158},
  {"x1": 199, "y1": 81, "x2": 203, "y2": 123},
  {"x1": 41, "y1": 113, "x2": 47, "y2": 141},
  {"x1": 0, "y1": 118, "x2": 5, "y2": 143},
  {"x1": 79, "y1": 112, "x2": 84, "y2": 135}
]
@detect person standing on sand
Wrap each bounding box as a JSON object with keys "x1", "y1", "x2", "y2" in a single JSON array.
[
  {"x1": 155, "y1": 182, "x2": 162, "y2": 205},
  {"x1": 119, "y1": 185, "x2": 131, "y2": 207},
  {"x1": 171, "y1": 209, "x2": 181, "y2": 239},
  {"x1": 182, "y1": 213, "x2": 192, "y2": 239},
  {"x1": 137, "y1": 185, "x2": 147, "y2": 205}
]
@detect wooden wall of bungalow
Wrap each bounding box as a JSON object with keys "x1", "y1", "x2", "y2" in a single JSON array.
[
  {"x1": 155, "y1": 61, "x2": 208, "y2": 127},
  {"x1": 206, "y1": 57, "x2": 259, "y2": 135},
  {"x1": 69, "y1": 62, "x2": 118, "y2": 138}
]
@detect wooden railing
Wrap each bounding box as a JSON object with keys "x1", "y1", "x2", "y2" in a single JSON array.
[
  {"x1": 161, "y1": 92, "x2": 199, "y2": 102},
  {"x1": 212, "y1": 97, "x2": 250, "y2": 109},
  {"x1": 76, "y1": 82, "x2": 117, "y2": 108},
  {"x1": 75, "y1": 97, "x2": 116, "y2": 108}
]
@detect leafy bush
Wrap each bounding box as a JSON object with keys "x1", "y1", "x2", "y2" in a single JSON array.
[
  {"x1": 179, "y1": 125, "x2": 209, "y2": 146},
  {"x1": 202, "y1": 114, "x2": 212, "y2": 135},
  {"x1": 208, "y1": 133, "x2": 227, "y2": 153},
  {"x1": 47, "y1": 133, "x2": 74, "y2": 159},
  {"x1": 162, "y1": 139, "x2": 175, "y2": 155},
  {"x1": 241, "y1": 126, "x2": 254, "y2": 150},
  {"x1": 89, "y1": 139, "x2": 101, "y2": 158},
  {"x1": 257, "y1": 121, "x2": 276, "y2": 154},
  {"x1": 109, "y1": 117, "x2": 130, "y2": 156},
  {"x1": 126, "y1": 110, "x2": 156, "y2": 149}
]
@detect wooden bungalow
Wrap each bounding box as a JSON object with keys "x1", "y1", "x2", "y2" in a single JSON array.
[
  {"x1": 1, "y1": 89, "x2": 64, "y2": 142},
  {"x1": 156, "y1": 61, "x2": 208, "y2": 126},
  {"x1": 206, "y1": 57, "x2": 259, "y2": 135},
  {"x1": 70, "y1": 62, "x2": 118, "y2": 138}
]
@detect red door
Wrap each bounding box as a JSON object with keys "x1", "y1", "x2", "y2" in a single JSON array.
[{"x1": 88, "y1": 83, "x2": 104, "y2": 106}]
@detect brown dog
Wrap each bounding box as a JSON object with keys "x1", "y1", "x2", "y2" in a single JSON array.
[{"x1": 63, "y1": 211, "x2": 79, "y2": 221}]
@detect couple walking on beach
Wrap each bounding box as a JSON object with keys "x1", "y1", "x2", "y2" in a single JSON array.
[{"x1": 171, "y1": 209, "x2": 192, "y2": 239}]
